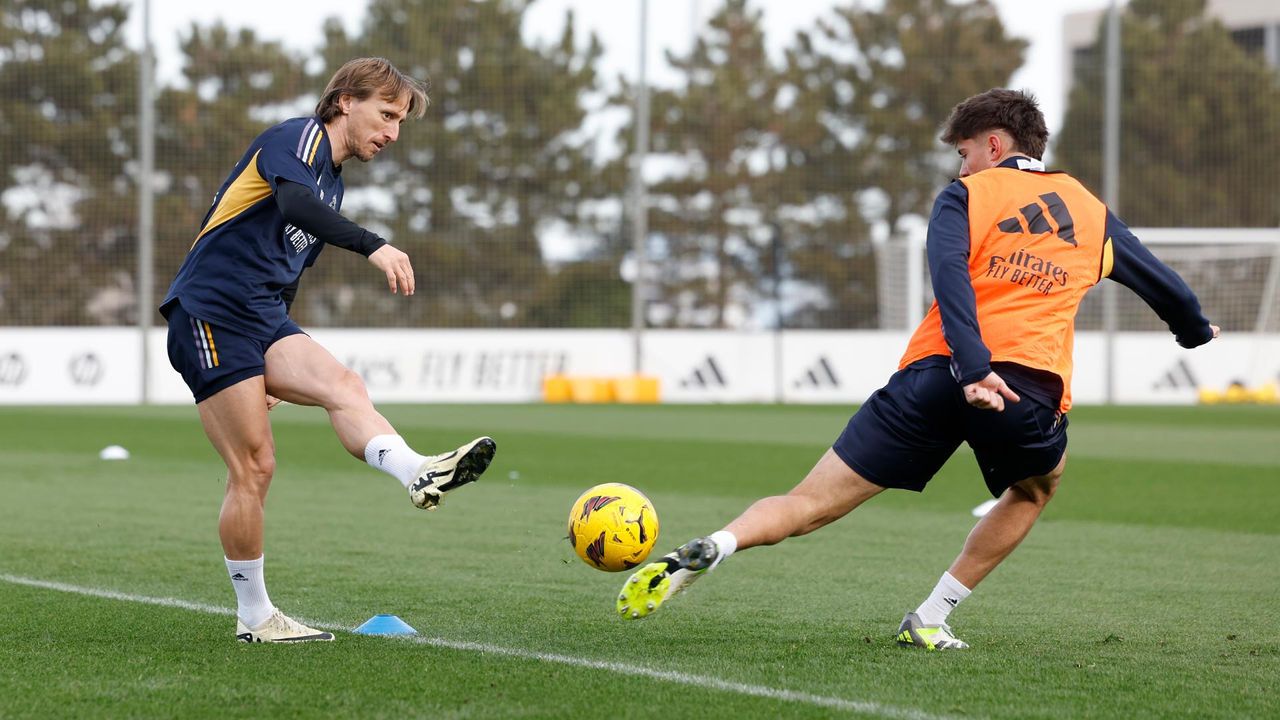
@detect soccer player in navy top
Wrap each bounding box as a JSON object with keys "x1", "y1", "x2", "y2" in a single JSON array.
[{"x1": 161, "y1": 58, "x2": 496, "y2": 643}]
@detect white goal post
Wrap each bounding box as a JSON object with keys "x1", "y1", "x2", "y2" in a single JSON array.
[
  {"x1": 1112, "y1": 227, "x2": 1280, "y2": 387},
  {"x1": 1131, "y1": 228, "x2": 1280, "y2": 333}
]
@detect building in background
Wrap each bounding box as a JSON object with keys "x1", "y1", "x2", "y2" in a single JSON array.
[{"x1": 1064, "y1": 0, "x2": 1280, "y2": 91}]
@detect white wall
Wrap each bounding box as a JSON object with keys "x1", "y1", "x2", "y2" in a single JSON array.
[
  {"x1": 0, "y1": 328, "x2": 146, "y2": 404},
  {"x1": 0, "y1": 327, "x2": 1272, "y2": 406}
]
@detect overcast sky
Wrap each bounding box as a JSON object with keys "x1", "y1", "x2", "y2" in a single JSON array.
[{"x1": 127, "y1": 0, "x2": 1110, "y2": 135}]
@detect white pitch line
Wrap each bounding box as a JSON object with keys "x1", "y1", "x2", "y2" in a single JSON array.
[{"x1": 1, "y1": 573, "x2": 964, "y2": 720}]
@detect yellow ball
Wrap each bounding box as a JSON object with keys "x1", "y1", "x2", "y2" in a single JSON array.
[{"x1": 567, "y1": 483, "x2": 659, "y2": 572}]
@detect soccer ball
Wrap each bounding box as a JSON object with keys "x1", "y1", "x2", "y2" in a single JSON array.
[{"x1": 567, "y1": 483, "x2": 659, "y2": 572}]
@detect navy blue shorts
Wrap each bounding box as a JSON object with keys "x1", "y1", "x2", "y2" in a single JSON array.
[
  {"x1": 164, "y1": 302, "x2": 304, "y2": 403},
  {"x1": 832, "y1": 362, "x2": 1068, "y2": 498}
]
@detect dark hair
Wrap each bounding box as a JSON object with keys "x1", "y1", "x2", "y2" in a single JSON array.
[
  {"x1": 315, "y1": 57, "x2": 430, "y2": 122},
  {"x1": 940, "y1": 88, "x2": 1048, "y2": 159}
]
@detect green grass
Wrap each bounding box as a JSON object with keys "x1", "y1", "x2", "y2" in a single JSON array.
[{"x1": 0, "y1": 403, "x2": 1276, "y2": 719}]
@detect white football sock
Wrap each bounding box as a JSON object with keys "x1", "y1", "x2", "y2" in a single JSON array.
[
  {"x1": 913, "y1": 571, "x2": 972, "y2": 626},
  {"x1": 707, "y1": 529, "x2": 738, "y2": 570},
  {"x1": 364, "y1": 434, "x2": 431, "y2": 488},
  {"x1": 225, "y1": 556, "x2": 273, "y2": 628}
]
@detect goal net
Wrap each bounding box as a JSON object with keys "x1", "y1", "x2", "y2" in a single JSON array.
[{"x1": 1077, "y1": 227, "x2": 1280, "y2": 386}]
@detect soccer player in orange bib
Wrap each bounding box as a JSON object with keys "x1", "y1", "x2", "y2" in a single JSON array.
[{"x1": 616, "y1": 88, "x2": 1220, "y2": 649}]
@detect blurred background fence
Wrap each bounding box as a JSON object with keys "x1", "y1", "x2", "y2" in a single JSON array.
[{"x1": 1, "y1": 1, "x2": 1277, "y2": 357}]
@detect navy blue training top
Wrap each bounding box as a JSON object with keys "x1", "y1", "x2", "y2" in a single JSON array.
[{"x1": 161, "y1": 116, "x2": 341, "y2": 341}]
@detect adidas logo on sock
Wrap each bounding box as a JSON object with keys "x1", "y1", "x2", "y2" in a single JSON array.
[
  {"x1": 230, "y1": 572, "x2": 248, "y2": 582},
  {"x1": 377, "y1": 449, "x2": 391, "y2": 466},
  {"x1": 944, "y1": 596, "x2": 959, "y2": 607}
]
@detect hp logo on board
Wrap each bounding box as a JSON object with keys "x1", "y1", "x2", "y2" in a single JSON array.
[
  {"x1": 68, "y1": 352, "x2": 104, "y2": 386},
  {"x1": 0, "y1": 352, "x2": 27, "y2": 386}
]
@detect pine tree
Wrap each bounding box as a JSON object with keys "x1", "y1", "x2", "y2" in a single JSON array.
[
  {"x1": 1056, "y1": 0, "x2": 1280, "y2": 227},
  {"x1": 778, "y1": 0, "x2": 1024, "y2": 327},
  {"x1": 0, "y1": 0, "x2": 139, "y2": 324},
  {"x1": 611, "y1": 0, "x2": 786, "y2": 328},
  {"x1": 314, "y1": 0, "x2": 610, "y2": 327}
]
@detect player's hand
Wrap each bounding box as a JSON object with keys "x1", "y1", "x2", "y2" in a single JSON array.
[
  {"x1": 1210, "y1": 324, "x2": 1220, "y2": 339},
  {"x1": 367, "y1": 244, "x2": 415, "y2": 296},
  {"x1": 963, "y1": 372, "x2": 1020, "y2": 411}
]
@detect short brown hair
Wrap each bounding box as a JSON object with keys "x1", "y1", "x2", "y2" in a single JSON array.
[
  {"x1": 941, "y1": 88, "x2": 1048, "y2": 160},
  {"x1": 315, "y1": 57, "x2": 430, "y2": 122}
]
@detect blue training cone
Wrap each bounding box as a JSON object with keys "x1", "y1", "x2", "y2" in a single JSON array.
[{"x1": 354, "y1": 614, "x2": 418, "y2": 635}]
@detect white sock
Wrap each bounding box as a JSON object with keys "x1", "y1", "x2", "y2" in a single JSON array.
[
  {"x1": 707, "y1": 529, "x2": 738, "y2": 570},
  {"x1": 913, "y1": 571, "x2": 972, "y2": 626},
  {"x1": 364, "y1": 434, "x2": 430, "y2": 488},
  {"x1": 226, "y1": 556, "x2": 273, "y2": 628}
]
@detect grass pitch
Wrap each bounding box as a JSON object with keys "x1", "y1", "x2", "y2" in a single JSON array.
[{"x1": 0, "y1": 402, "x2": 1276, "y2": 719}]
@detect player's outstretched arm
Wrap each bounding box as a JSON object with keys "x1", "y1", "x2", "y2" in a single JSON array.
[
  {"x1": 274, "y1": 179, "x2": 411, "y2": 295},
  {"x1": 274, "y1": 179, "x2": 388, "y2": 254},
  {"x1": 1103, "y1": 212, "x2": 1217, "y2": 348}
]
